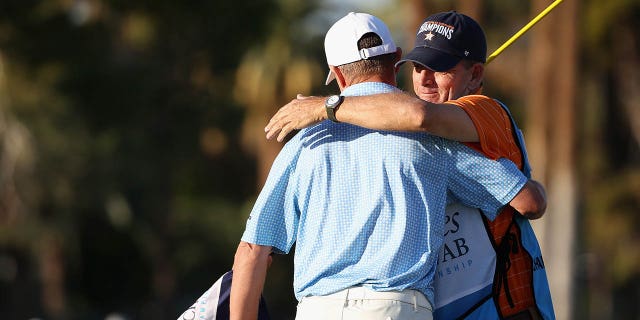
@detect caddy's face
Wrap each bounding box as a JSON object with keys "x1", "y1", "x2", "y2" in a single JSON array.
[{"x1": 411, "y1": 61, "x2": 474, "y2": 103}]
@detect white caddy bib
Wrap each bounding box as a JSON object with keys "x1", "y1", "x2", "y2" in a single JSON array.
[{"x1": 434, "y1": 203, "x2": 496, "y2": 309}]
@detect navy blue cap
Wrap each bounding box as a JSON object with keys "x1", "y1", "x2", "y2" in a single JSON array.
[{"x1": 397, "y1": 11, "x2": 487, "y2": 71}]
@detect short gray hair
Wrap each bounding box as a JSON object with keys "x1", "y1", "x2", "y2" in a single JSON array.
[{"x1": 338, "y1": 32, "x2": 396, "y2": 80}]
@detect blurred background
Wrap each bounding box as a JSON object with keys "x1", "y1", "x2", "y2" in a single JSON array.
[{"x1": 0, "y1": 0, "x2": 638, "y2": 319}]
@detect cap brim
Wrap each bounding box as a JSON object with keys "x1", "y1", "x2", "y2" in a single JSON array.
[
  {"x1": 325, "y1": 69, "x2": 335, "y2": 85},
  {"x1": 395, "y1": 46, "x2": 461, "y2": 72}
]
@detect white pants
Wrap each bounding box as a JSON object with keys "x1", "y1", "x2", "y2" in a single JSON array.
[{"x1": 295, "y1": 286, "x2": 433, "y2": 320}]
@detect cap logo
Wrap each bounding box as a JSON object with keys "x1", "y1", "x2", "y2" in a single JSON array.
[
  {"x1": 424, "y1": 32, "x2": 435, "y2": 41},
  {"x1": 418, "y1": 21, "x2": 454, "y2": 40}
]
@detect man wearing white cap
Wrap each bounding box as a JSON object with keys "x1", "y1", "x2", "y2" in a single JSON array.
[
  {"x1": 230, "y1": 12, "x2": 544, "y2": 320},
  {"x1": 264, "y1": 11, "x2": 553, "y2": 320}
]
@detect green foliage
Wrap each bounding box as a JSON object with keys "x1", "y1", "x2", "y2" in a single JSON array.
[{"x1": 0, "y1": 0, "x2": 288, "y2": 318}]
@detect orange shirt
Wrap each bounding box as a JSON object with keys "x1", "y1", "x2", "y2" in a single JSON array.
[{"x1": 446, "y1": 95, "x2": 523, "y2": 168}]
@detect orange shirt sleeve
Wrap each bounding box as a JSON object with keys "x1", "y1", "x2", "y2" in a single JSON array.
[{"x1": 445, "y1": 95, "x2": 523, "y2": 169}]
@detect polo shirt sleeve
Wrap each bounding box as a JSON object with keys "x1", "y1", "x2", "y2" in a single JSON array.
[
  {"x1": 241, "y1": 140, "x2": 301, "y2": 255},
  {"x1": 443, "y1": 140, "x2": 527, "y2": 220}
]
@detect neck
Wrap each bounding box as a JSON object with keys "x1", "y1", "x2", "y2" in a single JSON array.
[{"x1": 340, "y1": 73, "x2": 397, "y2": 91}]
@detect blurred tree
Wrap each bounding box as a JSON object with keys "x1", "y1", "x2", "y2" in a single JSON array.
[
  {"x1": 0, "y1": 51, "x2": 43, "y2": 319},
  {"x1": 526, "y1": 1, "x2": 579, "y2": 320},
  {"x1": 234, "y1": 2, "x2": 323, "y2": 187},
  {"x1": 0, "y1": 0, "x2": 284, "y2": 318},
  {"x1": 577, "y1": 0, "x2": 640, "y2": 319}
]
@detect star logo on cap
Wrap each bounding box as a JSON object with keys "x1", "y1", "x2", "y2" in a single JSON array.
[{"x1": 424, "y1": 32, "x2": 434, "y2": 41}]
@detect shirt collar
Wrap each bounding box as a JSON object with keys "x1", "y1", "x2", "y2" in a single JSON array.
[{"x1": 341, "y1": 82, "x2": 399, "y2": 97}]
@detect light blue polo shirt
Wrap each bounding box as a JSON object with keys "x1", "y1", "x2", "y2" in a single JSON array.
[{"x1": 241, "y1": 82, "x2": 527, "y2": 304}]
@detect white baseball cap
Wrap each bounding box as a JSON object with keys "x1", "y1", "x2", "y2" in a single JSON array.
[{"x1": 324, "y1": 12, "x2": 397, "y2": 85}]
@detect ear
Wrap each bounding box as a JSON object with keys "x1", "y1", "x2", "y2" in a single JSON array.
[
  {"x1": 330, "y1": 65, "x2": 347, "y2": 90},
  {"x1": 468, "y1": 63, "x2": 485, "y2": 92}
]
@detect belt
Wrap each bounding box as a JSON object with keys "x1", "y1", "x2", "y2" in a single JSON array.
[{"x1": 309, "y1": 286, "x2": 432, "y2": 310}]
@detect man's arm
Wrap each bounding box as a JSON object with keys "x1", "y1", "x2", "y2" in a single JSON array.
[
  {"x1": 509, "y1": 180, "x2": 547, "y2": 220},
  {"x1": 265, "y1": 92, "x2": 478, "y2": 142},
  {"x1": 230, "y1": 241, "x2": 272, "y2": 320}
]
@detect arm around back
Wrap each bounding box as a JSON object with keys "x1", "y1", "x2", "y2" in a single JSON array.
[
  {"x1": 336, "y1": 92, "x2": 479, "y2": 142},
  {"x1": 509, "y1": 179, "x2": 547, "y2": 220},
  {"x1": 265, "y1": 92, "x2": 479, "y2": 142}
]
